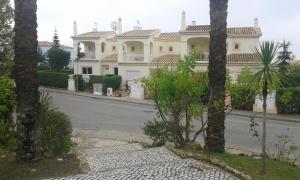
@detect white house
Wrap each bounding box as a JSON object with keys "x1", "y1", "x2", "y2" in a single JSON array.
[{"x1": 71, "y1": 12, "x2": 262, "y2": 86}]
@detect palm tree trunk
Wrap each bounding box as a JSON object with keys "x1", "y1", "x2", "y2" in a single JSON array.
[
  {"x1": 205, "y1": 0, "x2": 228, "y2": 152},
  {"x1": 14, "y1": 0, "x2": 41, "y2": 162},
  {"x1": 262, "y1": 83, "x2": 268, "y2": 174}
]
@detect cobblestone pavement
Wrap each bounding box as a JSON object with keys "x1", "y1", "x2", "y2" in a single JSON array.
[{"x1": 45, "y1": 135, "x2": 239, "y2": 180}]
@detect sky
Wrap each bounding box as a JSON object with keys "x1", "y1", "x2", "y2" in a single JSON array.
[{"x1": 31, "y1": 0, "x2": 300, "y2": 58}]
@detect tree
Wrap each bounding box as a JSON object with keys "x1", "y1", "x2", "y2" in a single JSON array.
[
  {"x1": 14, "y1": 0, "x2": 41, "y2": 161},
  {"x1": 0, "y1": 0, "x2": 14, "y2": 63},
  {"x1": 51, "y1": 28, "x2": 60, "y2": 48},
  {"x1": 37, "y1": 47, "x2": 46, "y2": 63},
  {"x1": 205, "y1": 0, "x2": 228, "y2": 153},
  {"x1": 252, "y1": 41, "x2": 279, "y2": 174},
  {"x1": 277, "y1": 40, "x2": 294, "y2": 85},
  {"x1": 277, "y1": 40, "x2": 293, "y2": 66},
  {"x1": 144, "y1": 50, "x2": 208, "y2": 148},
  {"x1": 47, "y1": 48, "x2": 70, "y2": 71}
]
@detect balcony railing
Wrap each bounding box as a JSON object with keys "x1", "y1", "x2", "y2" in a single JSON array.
[
  {"x1": 81, "y1": 52, "x2": 96, "y2": 59},
  {"x1": 123, "y1": 53, "x2": 144, "y2": 62}
]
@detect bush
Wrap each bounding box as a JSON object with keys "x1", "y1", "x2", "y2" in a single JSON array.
[
  {"x1": 0, "y1": 76, "x2": 15, "y2": 121},
  {"x1": 276, "y1": 86, "x2": 300, "y2": 114},
  {"x1": 38, "y1": 71, "x2": 69, "y2": 89},
  {"x1": 229, "y1": 84, "x2": 256, "y2": 111},
  {"x1": 39, "y1": 91, "x2": 72, "y2": 155},
  {"x1": 60, "y1": 69, "x2": 74, "y2": 74},
  {"x1": 102, "y1": 75, "x2": 121, "y2": 94},
  {"x1": 37, "y1": 65, "x2": 51, "y2": 71},
  {"x1": 143, "y1": 120, "x2": 167, "y2": 147},
  {"x1": 90, "y1": 75, "x2": 104, "y2": 84}
]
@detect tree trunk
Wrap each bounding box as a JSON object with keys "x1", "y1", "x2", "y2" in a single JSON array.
[
  {"x1": 205, "y1": 0, "x2": 228, "y2": 152},
  {"x1": 262, "y1": 82, "x2": 268, "y2": 174},
  {"x1": 14, "y1": 0, "x2": 41, "y2": 162}
]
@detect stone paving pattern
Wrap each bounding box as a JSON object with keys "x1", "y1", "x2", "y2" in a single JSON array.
[{"x1": 47, "y1": 139, "x2": 239, "y2": 180}]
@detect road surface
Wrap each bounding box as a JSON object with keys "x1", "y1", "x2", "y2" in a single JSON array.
[{"x1": 50, "y1": 92, "x2": 300, "y2": 154}]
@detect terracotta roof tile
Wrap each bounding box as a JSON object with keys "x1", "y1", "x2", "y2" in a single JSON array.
[
  {"x1": 151, "y1": 54, "x2": 181, "y2": 65},
  {"x1": 227, "y1": 53, "x2": 260, "y2": 64},
  {"x1": 182, "y1": 25, "x2": 262, "y2": 37},
  {"x1": 151, "y1": 53, "x2": 261, "y2": 65},
  {"x1": 118, "y1": 30, "x2": 160, "y2": 37},
  {"x1": 77, "y1": 31, "x2": 114, "y2": 38},
  {"x1": 156, "y1": 33, "x2": 181, "y2": 41}
]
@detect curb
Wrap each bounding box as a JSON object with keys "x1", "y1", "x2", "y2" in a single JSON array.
[
  {"x1": 40, "y1": 87, "x2": 153, "y2": 106},
  {"x1": 41, "y1": 87, "x2": 300, "y2": 123}
]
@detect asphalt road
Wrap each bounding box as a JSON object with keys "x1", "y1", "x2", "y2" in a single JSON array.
[{"x1": 50, "y1": 92, "x2": 300, "y2": 154}]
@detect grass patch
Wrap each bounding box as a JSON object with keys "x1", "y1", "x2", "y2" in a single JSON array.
[
  {"x1": 180, "y1": 146, "x2": 300, "y2": 180},
  {"x1": 0, "y1": 148, "x2": 81, "y2": 180}
]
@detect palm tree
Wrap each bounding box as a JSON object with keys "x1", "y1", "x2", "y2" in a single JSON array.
[
  {"x1": 252, "y1": 41, "x2": 279, "y2": 174},
  {"x1": 205, "y1": 0, "x2": 228, "y2": 152},
  {"x1": 14, "y1": 0, "x2": 41, "y2": 162}
]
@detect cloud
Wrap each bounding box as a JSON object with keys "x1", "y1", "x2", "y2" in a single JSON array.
[{"x1": 32, "y1": 0, "x2": 300, "y2": 57}]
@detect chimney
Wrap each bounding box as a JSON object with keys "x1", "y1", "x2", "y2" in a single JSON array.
[
  {"x1": 181, "y1": 10, "x2": 186, "y2": 31},
  {"x1": 73, "y1": 21, "x2": 78, "y2": 36},
  {"x1": 192, "y1": 21, "x2": 197, "y2": 25},
  {"x1": 254, "y1": 17, "x2": 259, "y2": 27},
  {"x1": 118, "y1": 17, "x2": 123, "y2": 34}
]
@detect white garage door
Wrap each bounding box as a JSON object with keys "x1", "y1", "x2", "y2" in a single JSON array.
[{"x1": 127, "y1": 71, "x2": 141, "y2": 81}]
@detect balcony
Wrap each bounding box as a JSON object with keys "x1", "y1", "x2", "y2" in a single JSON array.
[
  {"x1": 123, "y1": 53, "x2": 144, "y2": 62},
  {"x1": 81, "y1": 52, "x2": 96, "y2": 60}
]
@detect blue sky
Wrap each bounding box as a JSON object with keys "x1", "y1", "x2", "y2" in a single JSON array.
[{"x1": 33, "y1": 0, "x2": 300, "y2": 58}]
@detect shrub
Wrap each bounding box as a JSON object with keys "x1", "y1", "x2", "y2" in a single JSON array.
[
  {"x1": 276, "y1": 86, "x2": 300, "y2": 114},
  {"x1": 39, "y1": 91, "x2": 72, "y2": 155},
  {"x1": 38, "y1": 71, "x2": 69, "y2": 89},
  {"x1": 40, "y1": 111, "x2": 72, "y2": 155},
  {"x1": 90, "y1": 75, "x2": 104, "y2": 84},
  {"x1": 60, "y1": 69, "x2": 74, "y2": 74},
  {"x1": 0, "y1": 119, "x2": 16, "y2": 150},
  {"x1": 102, "y1": 75, "x2": 121, "y2": 94},
  {"x1": 143, "y1": 120, "x2": 168, "y2": 147},
  {"x1": 229, "y1": 84, "x2": 257, "y2": 111},
  {"x1": 37, "y1": 65, "x2": 51, "y2": 71},
  {"x1": 0, "y1": 76, "x2": 15, "y2": 122}
]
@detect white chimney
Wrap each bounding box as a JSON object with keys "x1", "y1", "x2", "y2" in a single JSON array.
[
  {"x1": 118, "y1": 17, "x2": 123, "y2": 34},
  {"x1": 181, "y1": 10, "x2": 186, "y2": 31},
  {"x1": 73, "y1": 21, "x2": 78, "y2": 36},
  {"x1": 254, "y1": 17, "x2": 259, "y2": 27},
  {"x1": 192, "y1": 21, "x2": 197, "y2": 25}
]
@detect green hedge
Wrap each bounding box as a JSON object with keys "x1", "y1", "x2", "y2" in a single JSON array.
[
  {"x1": 276, "y1": 86, "x2": 300, "y2": 114},
  {"x1": 37, "y1": 65, "x2": 51, "y2": 71},
  {"x1": 102, "y1": 75, "x2": 121, "y2": 94},
  {"x1": 90, "y1": 75, "x2": 104, "y2": 84},
  {"x1": 38, "y1": 71, "x2": 69, "y2": 89}
]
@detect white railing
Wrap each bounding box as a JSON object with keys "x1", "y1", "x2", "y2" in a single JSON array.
[
  {"x1": 82, "y1": 52, "x2": 96, "y2": 59},
  {"x1": 123, "y1": 53, "x2": 144, "y2": 62}
]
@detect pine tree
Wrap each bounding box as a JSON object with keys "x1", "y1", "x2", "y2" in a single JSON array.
[
  {"x1": 0, "y1": 0, "x2": 14, "y2": 63},
  {"x1": 51, "y1": 28, "x2": 60, "y2": 48}
]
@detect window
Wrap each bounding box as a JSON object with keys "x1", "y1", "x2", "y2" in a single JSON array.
[
  {"x1": 169, "y1": 46, "x2": 173, "y2": 52},
  {"x1": 131, "y1": 46, "x2": 135, "y2": 52},
  {"x1": 234, "y1": 43, "x2": 240, "y2": 50},
  {"x1": 112, "y1": 46, "x2": 116, "y2": 51},
  {"x1": 82, "y1": 67, "x2": 92, "y2": 75},
  {"x1": 159, "y1": 46, "x2": 163, "y2": 51}
]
